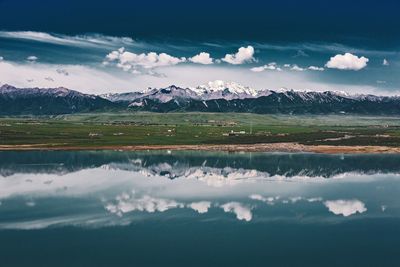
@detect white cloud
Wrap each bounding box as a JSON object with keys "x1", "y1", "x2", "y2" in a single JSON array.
[
  {"x1": 0, "y1": 60, "x2": 150, "y2": 94},
  {"x1": 325, "y1": 53, "x2": 369, "y2": 70},
  {"x1": 105, "y1": 47, "x2": 186, "y2": 72},
  {"x1": 220, "y1": 202, "x2": 252, "y2": 221},
  {"x1": 324, "y1": 199, "x2": 367, "y2": 217},
  {"x1": 281, "y1": 64, "x2": 324, "y2": 72},
  {"x1": 383, "y1": 59, "x2": 389, "y2": 66},
  {"x1": 250, "y1": 66, "x2": 266, "y2": 72},
  {"x1": 0, "y1": 59, "x2": 390, "y2": 96},
  {"x1": 222, "y1": 46, "x2": 255, "y2": 65},
  {"x1": 0, "y1": 31, "x2": 134, "y2": 48},
  {"x1": 308, "y1": 66, "x2": 325, "y2": 71},
  {"x1": 188, "y1": 201, "x2": 211, "y2": 213},
  {"x1": 189, "y1": 52, "x2": 213, "y2": 65},
  {"x1": 105, "y1": 193, "x2": 183, "y2": 216},
  {"x1": 250, "y1": 62, "x2": 282, "y2": 72},
  {"x1": 290, "y1": 64, "x2": 305, "y2": 71},
  {"x1": 27, "y1": 56, "x2": 38, "y2": 62},
  {"x1": 0, "y1": 56, "x2": 3, "y2": 61}
]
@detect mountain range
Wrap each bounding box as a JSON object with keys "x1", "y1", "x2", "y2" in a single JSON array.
[
  {"x1": 0, "y1": 84, "x2": 117, "y2": 115},
  {"x1": 1, "y1": 81, "x2": 400, "y2": 115}
]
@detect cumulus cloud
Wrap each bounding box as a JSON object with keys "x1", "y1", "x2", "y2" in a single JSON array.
[
  {"x1": 290, "y1": 64, "x2": 305, "y2": 71},
  {"x1": 27, "y1": 56, "x2": 38, "y2": 62},
  {"x1": 222, "y1": 46, "x2": 255, "y2": 65},
  {"x1": 324, "y1": 199, "x2": 367, "y2": 217},
  {"x1": 189, "y1": 52, "x2": 213, "y2": 65},
  {"x1": 251, "y1": 62, "x2": 322, "y2": 72},
  {"x1": 250, "y1": 62, "x2": 282, "y2": 72},
  {"x1": 281, "y1": 64, "x2": 324, "y2": 72},
  {"x1": 308, "y1": 66, "x2": 325, "y2": 71},
  {"x1": 105, "y1": 193, "x2": 183, "y2": 216},
  {"x1": 188, "y1": 201, "x2": 211, "y2": 213},
  {"x1": 325, "y1": 53, "x2": 369, "y2": 70},
  {"x1": 220, "y1": 202, "x2": 252, "y2": 221},
  {"x1": 383, "y1": 59, "x2": 389, "y2": 66},
  {"x1": 105, "y1": 47, "x2": 186, "y2": 73}
]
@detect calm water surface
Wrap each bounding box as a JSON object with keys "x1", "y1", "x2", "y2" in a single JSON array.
[{"x1": 1, "y1": 151, "x2": 400, "y2": 266}]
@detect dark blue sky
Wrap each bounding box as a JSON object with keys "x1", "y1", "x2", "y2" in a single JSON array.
[
  {"x1": 0, "y1": 0, "x2": 399, "y2": 94},
  {"x1": 1, "y1": 0, "x2": 399, "y2": 47}
]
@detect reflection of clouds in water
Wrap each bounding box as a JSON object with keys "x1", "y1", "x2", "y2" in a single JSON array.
[
  {"x1": 26, "y1": 201, "x2": 36, "y2": 207},
  {"x1": 324, "y1": 200, "x2": 367, "y2": 217},
  {"x1": 105, "y1": 192, "x2": 184, "y2": 217},
  {"x1": 289, "y1": 196, "x2": 303, "y2": 203},
  {"x1": 130, "y1": 163, "x2": 260, "y2": 187},
  {"x1": 105, "y1": 193, "x2": 253, "y2": 221},
  {"x1": 250, "y1": 194, "x2": 323, "y2": 205},
  {"x1": 192, "y1": 168, "x2": 259, "y2": 187},
  {"x1": 220, "y1": 202, "x2": 252, "y2": 222},
  {"x1": 188, "y1": 201, "x2": 212, "y2": 214},
  {"x1": 307, "y1": 197, "x2": 323, "y2": 202},
  {"x1": 249, "y1": 194, "x2": 278, "y2": 205},
  {"x1": 104, "y1": 161, "x2": 400, "y2": 187}
]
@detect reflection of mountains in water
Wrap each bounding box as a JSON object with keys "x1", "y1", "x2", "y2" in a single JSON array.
[{"x1": 1, "y1": 151, "x2": 400, "y2": 178}]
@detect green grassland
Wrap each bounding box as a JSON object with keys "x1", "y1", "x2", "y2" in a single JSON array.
[{"x1": 1, "y1": 112, "x2": 400, "y2": 147}]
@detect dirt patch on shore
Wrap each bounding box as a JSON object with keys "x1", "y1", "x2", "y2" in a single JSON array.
[{"x1": 0, "y1": 142, "x2": 400, "y2": 154}]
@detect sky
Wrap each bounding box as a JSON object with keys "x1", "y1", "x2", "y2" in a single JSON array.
[{"x1": 0, "y1": 0, "x2": 399, "y2": 95}]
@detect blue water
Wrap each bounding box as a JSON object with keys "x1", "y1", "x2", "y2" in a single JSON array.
[{"x1": 0, "y1": 151, "x2": 400, "y2": 266}]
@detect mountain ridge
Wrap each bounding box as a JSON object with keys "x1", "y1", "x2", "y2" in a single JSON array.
[
  {"x1": 1, "y1": 82, "x2": 400, "y2": 115},
  {"x1": 0, "y1": 84, "x2": 118, "y2": 115}
]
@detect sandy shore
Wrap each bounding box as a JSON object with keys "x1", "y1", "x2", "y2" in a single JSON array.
[{"x1": 0, "y1": 142, "x2": 400, "y2": 154}]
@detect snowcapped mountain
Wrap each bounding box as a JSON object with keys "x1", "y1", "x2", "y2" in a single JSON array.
[
  {"x1": 101, "y1": 81, "x2": 400, "y2": 115},
  {"x1": 190, "y1": 80, "x2": 269, "y2": 99},
  {"x1": 1, "y1": 82, "x2": 400, "y2": 115},
  {"x1": 102, "y1": 80, "x2": 271, "y2": 103},
  {"x1": 102, "y1": 80, "x2": 393, "y2": 104},
  {"x1": 0, "y1": 84, "x2": 93, "y2": 99},
  {"x1": 0, "y1": 84, "x2": 117, "y2": 115}
]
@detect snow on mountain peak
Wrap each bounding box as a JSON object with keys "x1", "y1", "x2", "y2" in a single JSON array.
[{"x1": 191, "y1": 80, "x2": 258, "y2": 97}]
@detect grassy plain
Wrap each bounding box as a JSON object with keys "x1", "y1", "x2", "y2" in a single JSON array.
[{"x1": 1, "y1": 112, "x2": 400, "y2": 148}]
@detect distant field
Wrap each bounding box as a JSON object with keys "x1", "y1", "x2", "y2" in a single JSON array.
[{"x1": 1, "y1": 112, "x2": 400, "y2": 147}]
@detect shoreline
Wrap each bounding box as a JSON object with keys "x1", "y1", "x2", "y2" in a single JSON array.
[{"x1": 0, "y1": 142, "x2": 400, "y2": 154}]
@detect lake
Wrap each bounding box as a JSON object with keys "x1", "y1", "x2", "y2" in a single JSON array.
[{"x1": 1, "y1": 150, "x2": 400, "y2": 266}]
